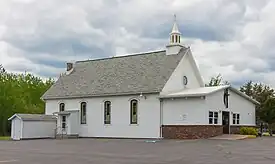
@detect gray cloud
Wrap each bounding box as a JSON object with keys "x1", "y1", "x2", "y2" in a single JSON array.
[{"x1": 0, "y1": 0, "x2": 275, "y2": 88}]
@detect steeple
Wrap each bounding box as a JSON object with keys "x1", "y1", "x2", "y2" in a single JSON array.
[
  {"x1": 171, "y1": 14, "x2": 180, "y2": 34},
  {"x1": 166, "y1": 14, "x2": 183, "y2": 55}
]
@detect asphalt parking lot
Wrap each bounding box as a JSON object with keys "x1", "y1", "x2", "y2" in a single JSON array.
[{"x1": 0, "y1": 137, "x2": 275, "y2": 164}]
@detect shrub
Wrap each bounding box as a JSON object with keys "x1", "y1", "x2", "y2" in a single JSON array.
[
  {"x1": 262, "y1": 133, "x2": 270, "y2": 136},
  {"x1": 240, "y1": 127, "x2": 257, "y2": 135}
]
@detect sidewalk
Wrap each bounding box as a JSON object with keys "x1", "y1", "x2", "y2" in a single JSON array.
[{"x1": 209, "y1": 134, "x2": 255, "y2": 140}]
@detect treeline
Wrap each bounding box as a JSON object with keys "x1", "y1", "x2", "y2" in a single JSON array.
[{"x1": 0, "y1": 65, "x2": 54, "y2": 136}]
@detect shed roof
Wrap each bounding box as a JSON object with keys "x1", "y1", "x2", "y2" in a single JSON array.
[
  {"x1": 41, "y1": 48, "x2": 188, "y2": 100},
  {"x1": 159, "y1": 85, "x2": 260, "y2": 105},
  {"x1": 8, "y1": 114, "x2": 57, "y2": 121}
]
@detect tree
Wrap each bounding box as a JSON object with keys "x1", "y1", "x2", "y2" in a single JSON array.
[
  {"x1": 240, "y1": 82, "x2": 275, "y2": 125},
  {"x1": 206, "y1": 74, "x2": 230, "y2": 87},
  {"x1": 259, "y1": 97, "x2": 275, "y2": 136},
  {"x1": 0, "y1": 67, "x2": 54, "y2": 136},
  {"x1": 0, "y1": 64, "x2": 5, "y2": 73},
  {"x1": 240, "y1": 81, "x2": 253, "y2": 97}
]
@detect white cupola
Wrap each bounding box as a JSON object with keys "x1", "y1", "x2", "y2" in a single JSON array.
[{"x1": 166, "y1": 15, "x2": 184, "y2": 55}]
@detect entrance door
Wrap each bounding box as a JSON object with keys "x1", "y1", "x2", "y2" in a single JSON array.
[
  {"x1": 222, "y1": 111, "x2": 230, "y2": 134},
  {"x1": 13, "y1": 118, "x2": 21, "y2": 140},
  {"x1": 61, "y1": 116, "x2": 67, "y2": 131}
]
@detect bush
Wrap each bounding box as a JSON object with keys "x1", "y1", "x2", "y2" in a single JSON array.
[
  {"x1": 262, "y1": 133, "x2": 270, "y2": 136},
  {"x1": 240, "y1": 127, "x2": 258, "y2": 135}
]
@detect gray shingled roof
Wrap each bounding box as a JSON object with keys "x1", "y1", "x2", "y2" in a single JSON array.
[
  {"x1": 9, "y1": 114, "x2": 57, "y2": 121},
  {"x1": 42, "y1": 48, "x2": 188, "y2": 100}
]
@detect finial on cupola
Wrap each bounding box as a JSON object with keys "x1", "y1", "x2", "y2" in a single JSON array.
[
  {"x1": 171, "y1": 14, "x2": 180, "y2": 34},
  {"x1": 166, "y1": 14, "x2": 184, "y2": 55}
]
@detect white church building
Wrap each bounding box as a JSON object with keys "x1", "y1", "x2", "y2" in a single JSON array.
[{"x1": 9, "y1": 18, "x2": 259, "y2": 140}]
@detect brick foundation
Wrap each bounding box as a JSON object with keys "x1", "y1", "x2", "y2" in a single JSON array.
[
  {"x1": 230, "y1": 125, "x2": 256, "y2": 134},
  {"x1": 162, "y1": 125, "x2": 223, "y2": 139}
]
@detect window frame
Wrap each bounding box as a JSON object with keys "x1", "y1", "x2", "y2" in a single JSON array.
[
  {"x1": 209, "y1": 111, "x2": 218, "y2": 125},
  {"x1": 104, "y1": 101, "x2": 111, "y2": 125},
  {"x1": 61, "y1": 116, "x2": 66, "y2": 129},
  {"x1": 233, "y1": 113, "x2": 240, "y2": 125},
  {"x1": 80, "y1": 102, "x2": 87, "y2": 124},
  {"x1": 59, "y1": 103, "x2": 65, "y2": 112},
  {"x1": 130, "y1": 99, "x2": 138, "y2": 125}
]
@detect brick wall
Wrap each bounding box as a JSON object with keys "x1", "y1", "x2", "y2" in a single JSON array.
[{"x1": 162, "y1": 125, "x2": 223, "y2": 139}]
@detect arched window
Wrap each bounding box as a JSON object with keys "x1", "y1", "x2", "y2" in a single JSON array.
[
  {"x1": 175, "y1": 35, "x2": 178, "y2": 43},
  {"x1": 130, "y1": 99, "x2": 138, "y2": 124},
  {"x1": 59, "y1": 103, "x2": 65, "y2": 112},
  {"x1": 80, "y1": 102, "x2": 87, "y2": 124},
  {"x1": 104, "y1": 101, "x2": 111, "y2": 124},
  {"x1": 179, "y1": 36, "x2": 181, "y2": 43}
]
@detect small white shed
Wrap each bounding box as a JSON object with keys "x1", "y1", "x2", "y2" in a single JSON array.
[{"x1": 8, "y1": 114, "x2": 57, "y2": 140}]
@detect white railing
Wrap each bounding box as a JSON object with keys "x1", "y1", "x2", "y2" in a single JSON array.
[{"x1": 55, "y1": 126, "x2": 68, "y2": 139}]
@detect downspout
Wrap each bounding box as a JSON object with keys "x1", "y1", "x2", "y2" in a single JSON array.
[{"x1": 159, "y1": 98, "x2": 163, "y2": 139}]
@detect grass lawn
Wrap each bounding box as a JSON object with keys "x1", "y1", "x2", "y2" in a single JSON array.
[{"x1": 0, "y1": 136, "x2": 10, "y2": 140}]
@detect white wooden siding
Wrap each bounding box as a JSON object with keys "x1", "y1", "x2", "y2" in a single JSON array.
[
  {"x1": 22, "y1": 121, "x2": 56, "y2": 139},
  {"x1": 162, "y1": 97, "x2": 209, "y2": 125},
  {"x1": 45, "y1": 94, "x2": 161, "y2": 138},
  {"x1": 162, "y1": 51, "x2": 202, "y2": 93}
]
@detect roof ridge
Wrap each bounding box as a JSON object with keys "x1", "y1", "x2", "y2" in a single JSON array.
[{"x1": 76, "y1": 49, "x2": 166, "y2": 63}]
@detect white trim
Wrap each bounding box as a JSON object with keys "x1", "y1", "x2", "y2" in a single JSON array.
[
  {"x1": 8, "y1": 114, "x2": 22, "y2": 121},
  {"x1": 128, "y1": 97, "x2": 141, "y2": 101},
  {"x1": 208, "y1": 111, "x2": 219, "y2": 125},
  {"x1": 232, "y1": 112, "x2": 240, "y2": 125},
  {"x1": 229, "y1": 87, "x2": 260, "y2": 105},
  {"x1": 103, "y1": 100, "x2": 112, "y2": 125},
  {"x1": 186, "y1": 48, "x2": 205, "y2": 87},
  {"x1": 159, "y1": 85, "x2": 260, "y2": 105},
  {"x1": 115, "y1": 49, "x2": 165, "y2": 57},
  {"x1": 20, "y1": 118, "x2": 23, "y2": 139}
]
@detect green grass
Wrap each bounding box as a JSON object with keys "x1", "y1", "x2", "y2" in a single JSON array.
[{"x1": 0, "y1": 136, "x2": 10, "y2": 140}]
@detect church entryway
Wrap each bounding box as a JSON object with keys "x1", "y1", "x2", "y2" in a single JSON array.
[{"x1": 222, "y1": 111, "x2": 230, "y2": 134}]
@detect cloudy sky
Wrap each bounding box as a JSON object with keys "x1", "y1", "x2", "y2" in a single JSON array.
[{"x1": 0, "y1": 0, "x2": 274, "y2": 87}]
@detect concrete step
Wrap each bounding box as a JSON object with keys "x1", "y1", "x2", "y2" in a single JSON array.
[{"x1": 55, "y1": 134, "x2": 79, "y2": 139}]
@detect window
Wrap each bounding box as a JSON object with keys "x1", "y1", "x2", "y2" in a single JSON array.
[
  {"x1": 59, "y1": 103, "x2": 65, "y2": 112},
  {"x1": 183, "y1": 76, "x2": 188, "y2": 85},
  {"x1": 104, "y1": 101, "x2": 111, "y2": 124},
  {"x1": 233, "y1": 113, "x2": 240, "y2": 124},
  {"x1": 179, "y1": 36, "x2": 181, "y2": 43},
  {"x1": 130, "y1": 99, "x2": 138, "y2": 124},
  {"x1": 80, "y1": 102, "x2": 87, "y2": 124},
  {"x1": 62, "y1": 116, "x2": 66, "y2": 129},
  {"x1": 175, "y1": 35, "x2": 178, "y2": 43},
  {"x1": 209, "y1": 111, "x2": 218, "y2": 124}
]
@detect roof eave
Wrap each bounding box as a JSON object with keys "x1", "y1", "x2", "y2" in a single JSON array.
[
  {"x1": 42, "y1": 91, "x2": 160, "y2": 100},
  {"x1": 229, "y1": 86, "x2": 260, "y2": 105},
  {"x1": 8, "y1": 114, "x2": 21, "y2": 121},
  {"x1": 158, "y1": 93, "x2": 207, "y2": 99}
]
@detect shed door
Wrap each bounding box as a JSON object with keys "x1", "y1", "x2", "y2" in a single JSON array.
[{"x1": 12, "y1": 118, "x2": 21, "y2": 140}]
